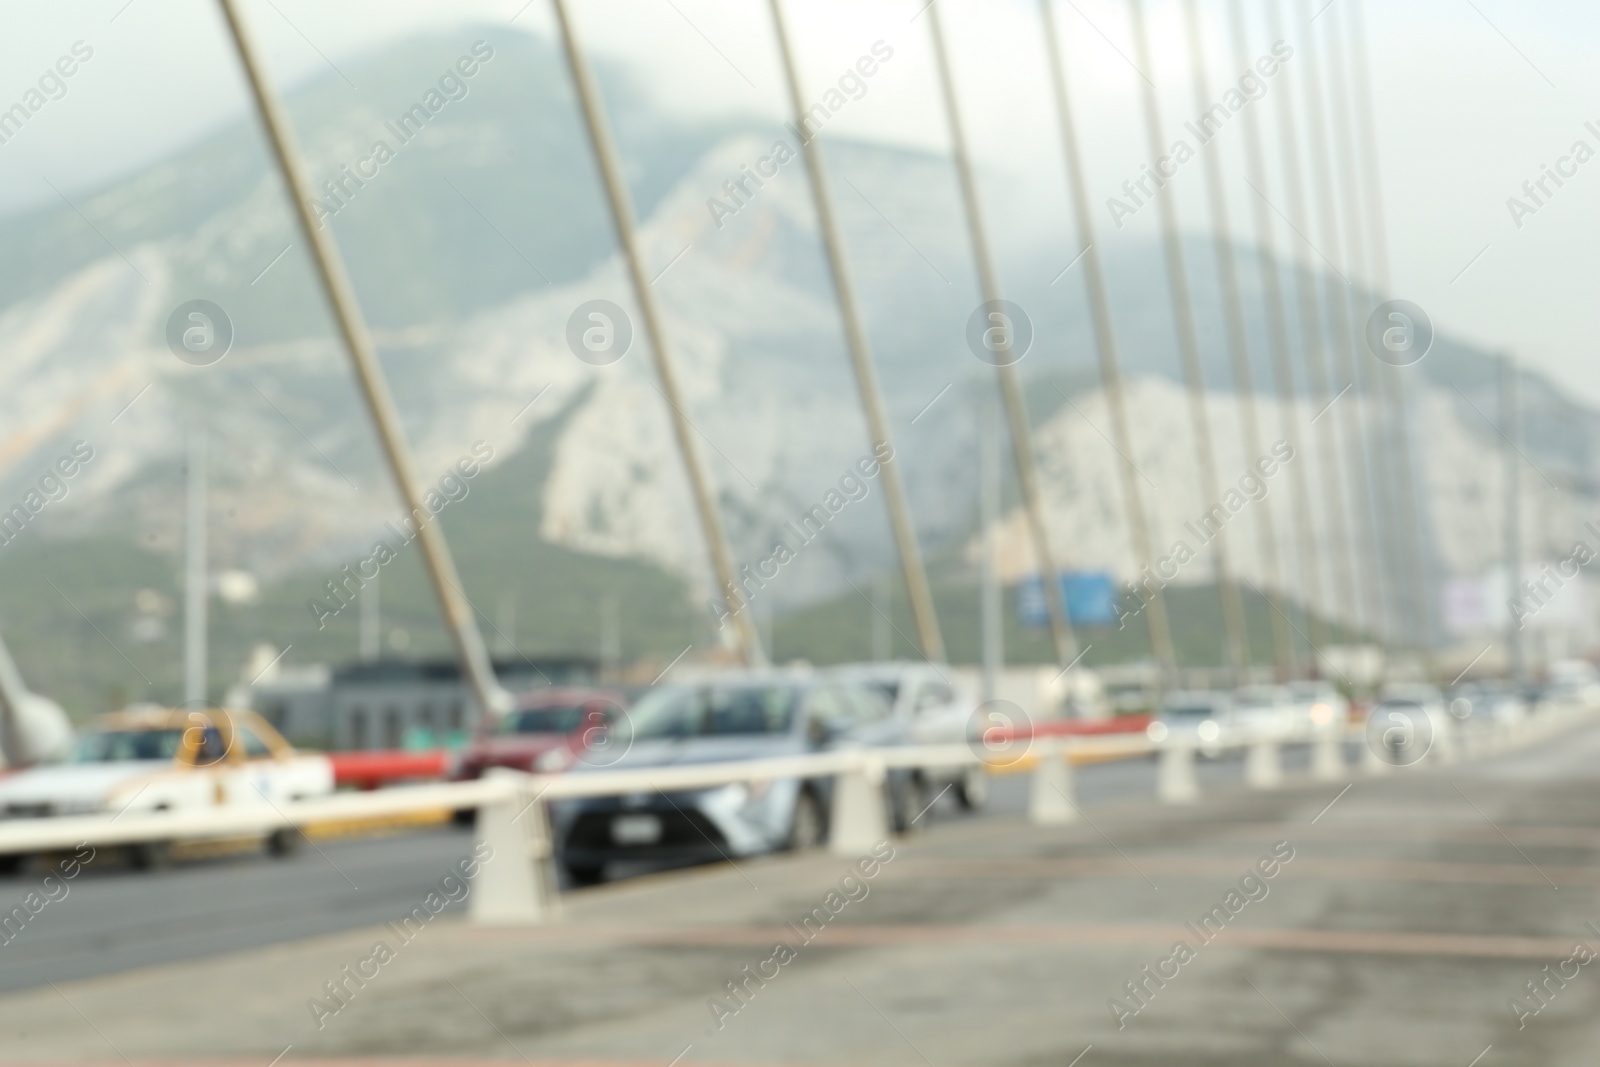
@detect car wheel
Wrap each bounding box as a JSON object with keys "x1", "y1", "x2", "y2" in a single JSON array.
[
  {"x1": 0, "y1": 854, "x2": 26, "y2": 876},
  {"x1": 564, "y1": 862, "x2": 605, "y2": 887},
  {"x1": 785, "y1": 789, "x2": 825, "y2": 851},
  {"x1": 451, "y1": 808, "x2": 477, "y2": 829},
  {"x1": 266, "y1": 828, "x2": 301, "y2": 858},
  {"x1": 891, "y1": 774, "x2": 928, "y2": 834},
  {"x1": 128, "y1": 841, "x2": 172, "y2": 871},
  {"x1": 956, "y1": 765, "x2": 990, "y2": 811}
]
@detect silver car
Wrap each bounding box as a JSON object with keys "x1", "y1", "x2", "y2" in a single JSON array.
[
  {"x1": 824, "y1": 662, "x2": 989, "y2": 810},
  {"x1": 551, "y1": 674, "x2": 916, "y2": 885}
]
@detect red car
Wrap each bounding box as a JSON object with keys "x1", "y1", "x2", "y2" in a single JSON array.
[{"x1": 451, "y1": 689, "x2": 628, "y2": 779}]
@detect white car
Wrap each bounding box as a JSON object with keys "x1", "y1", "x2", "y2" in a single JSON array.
[
  {"x1": 1149, "y1": 690, "x2": 1235, "y2": 756},
  {"x1": 1547, "y1": 660, "x2": 1600, "y2": 708},
  {"x1": 1288, "y1": 681, "x2": 1350, "y2": 734},
  {"x1": 1447, "y1": 682, "x2": 1527, "y2": 726},
  {"x1": 1232, "y1": 685, "x2": 1303, "y2": 738},
  {"x1": 824, "y1": 662, "x2": 988, "y2": 811},
  {"x1": 1373, "y1": 683, "x2": 1451, "y2": 759},
  {"x1": 0, "y1": 705, "x2": 333, "y2": 870}
]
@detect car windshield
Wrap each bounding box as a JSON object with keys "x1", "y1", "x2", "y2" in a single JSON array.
[
  {"x1": 621, "y1": 685, "x2": 798, "y2": 740},
  {"x1": 69, "y1": 729, "x2": 184, "y2": 763},
  {"x1": 496, "y1": 705, "x2": 592, "y2": 735},
  {"x1": 869, "y1": 682, "x2": 899, "y2": 705},
  {"x1": 1164, "y1": 704, "x2": 1218, "y2": 719}
]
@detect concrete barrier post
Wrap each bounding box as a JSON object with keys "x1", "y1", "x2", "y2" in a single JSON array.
[
  {"x1": 1504, "y1": 717, "x2": 1524, "y2": 752},
  {"x1": 1028, "y1": 738, "x2": 1078, "y2": 825},
  {"x1": 1158, "y1": 743, "x2": 1199, "y2": 804},
  {"x1": 1432, "y1": 718, "x2": 1458, "y2": 765},
  {"x1": 830, "y1": 753, "x2": 889, "y2": 855},
  {"x1": 470, "y1": 770, "x2": 558, "y2": 925},
  {"x1": 1245, "y1": 737, "x2": 1283, "y2": 789},
  {"x1": 1361, "y1": 729, "x2": 1391, "y2": 775},
  {"x1": 1312, "y1": 728, "x2": 1344, "y2": 780}
]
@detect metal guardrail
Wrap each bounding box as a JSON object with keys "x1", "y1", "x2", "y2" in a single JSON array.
[{"x1": 0, "y1": 699, "x2": 1590, "y2": 923}]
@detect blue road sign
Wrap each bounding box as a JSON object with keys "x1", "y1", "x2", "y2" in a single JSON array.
[{"x1": 1018, "y1": 572, "x2": 1120, "y2": 628}]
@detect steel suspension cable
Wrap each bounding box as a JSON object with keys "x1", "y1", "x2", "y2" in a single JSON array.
[
  {"x1": 1180, "y1": 0, "x2": 1293, "y2": 678},
  {"x1": 1347, "y1": 0, "x2": 1438, "y2": 675},
  {"x1": 1263, "y1": 0, "x2": 1361, "y2": 647},
  {"x1": 1294, "y1": 0, "x2": 1386, "y2": 646},
  {"x1": 924, "y1": 0, "x2": 1079, "y2": 669},
  {"x1": 215, "y1": 0, "x2": 511, "y2": 720},
  {"x1": 1225, "y1": 0, "x2": 1328, "y2": 671},
  {"x1": 1126, "y1": 0, "x2": 1251, "y2": 680},
  {"x1": 765, "y1": 0, "x2": 947, "y2": 663},
  {"x1": 1037, "y1": 0, "x2": 1178, "y2": 678},
  {"x1": 1321, "y1": 0, "x2": 1399, "y2": 645},
  {"x1": 550, "y1": 0, "x2": 765, "y2": 666}
]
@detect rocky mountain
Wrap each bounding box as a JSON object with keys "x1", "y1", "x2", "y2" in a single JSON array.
[{"x1": 1, "y1": 22, "x2": 1597, "y2": 700}]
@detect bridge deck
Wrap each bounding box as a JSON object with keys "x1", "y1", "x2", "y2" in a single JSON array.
[{"x1": 8, "y1": 723, "x2": 1600, "y2": 1066}]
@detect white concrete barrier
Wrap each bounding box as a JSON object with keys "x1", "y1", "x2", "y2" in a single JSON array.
[
  {"x1": 829, "y1": 753, "x2": 890, "y2": 855},
  {"x1": 1361, "y1": 731, "x2": 1393, "y2": 775},
  {"x1": 1312, "y1": 729, "x2": 1344, "y2": 780},
  {"x1": 1158, "y1": 743, "x2": 1199, "y2": 804},
  {"x1": 1028, "y1": 739, "x2": 1078, "y2": 825},
  {"x1": 470, "y1": 769, "x2": 558, "y2": 924},
  {"x1": 1245, "y1": 739, "x2": 1283, "y2": 789},
  {"x1": 1, "y1": 700, "x2": 1590, "y2": 925}
]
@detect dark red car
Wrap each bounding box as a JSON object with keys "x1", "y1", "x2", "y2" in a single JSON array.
[{"x1": 450, "y1": 689, "x2": 629, "y2": 779}]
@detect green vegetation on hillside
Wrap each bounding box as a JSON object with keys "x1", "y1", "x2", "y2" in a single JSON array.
[
  {"x1": 766, "y1": 563, "x2": 1356, "y2": 670},
  {"x1": 0, "y1": 390, "x2": 708, "y2": 720},
  {"x1": 2, "y1": 382, "x2": 1355, "y2": 720}
]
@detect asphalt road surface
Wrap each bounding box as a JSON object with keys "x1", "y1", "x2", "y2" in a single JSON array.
[
  {"x1": 23, "y1": 731, "x2": 1571, "y2": 1066},
  {"x1": 0, "y1": 745, "x2": 1287, "y2": 995}
]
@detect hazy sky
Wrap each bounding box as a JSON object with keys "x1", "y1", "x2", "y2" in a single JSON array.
[{"x1": 2, "y1": 0, "x2": 1598, "y2": 404}]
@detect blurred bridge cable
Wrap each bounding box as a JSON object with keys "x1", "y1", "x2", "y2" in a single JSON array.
[
  {"x1": 183, "y1": 429, "x2": 207, "y2": 706},
  {"x1": 923, "y1": 0, "x2": 1079, "y2": 670},
  {"x1": 1125, "y1": 0, "x2": 1251, "y2": 680},
  {"x1": 1263, "y1": 0, "x2": 1362, "y2": 648},
  {"x1": 1293, "y1": 0, "x2": 1388, "y2": 645},
  {"x1": 215, "y1": 0, "x2": 513, "y2": 722},
  {"x1": 1346, "y1": 0, "x2": 1439, "y2": 676},
  {"x1": 1225, "y1": 0, "x2": 1329, "y2": 670},
  {"x1": 1035, "y1": 0, "x2": 1177, "y2": 678},
  {"x1": 549, "y1": 0, "x2": 766, "y2": 667},
  {"x1": 1324, "y1": 0, "x2": 1408, "y2": 657},
  {"x1": 765, "y1": 0, "x2": 947, "y2": 664},
  {"x1": 1502, "y1": 354, "x2": 1524, "y2": 683},
  {"x1": 1180, "y1": 0, "x2": 1294, "y2": 679}
]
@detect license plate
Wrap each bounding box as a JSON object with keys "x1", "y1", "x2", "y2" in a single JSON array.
[{"x1": 611, "y1": 814, "x2": 662, "y2": 845}]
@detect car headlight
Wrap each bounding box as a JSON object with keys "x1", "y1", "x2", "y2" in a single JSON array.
[
  {"x1": 1146, "y1": 721, "x2": 1169, "y2": 742},
  {"x1": 1309, "y1": 702, "x2": 1333, "y2": 726},
  {"x1": 534, "y1": 748, "x2": 574, "y2": 772},
  {"x1": 1197, "y1": 720, "x2": 1221, "y2": 742}
]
